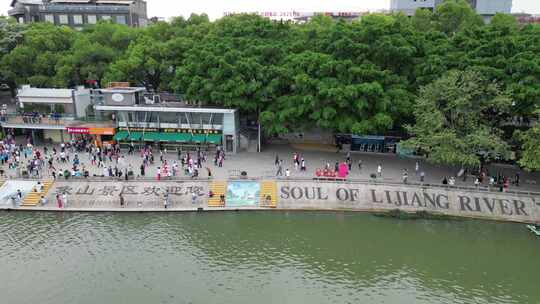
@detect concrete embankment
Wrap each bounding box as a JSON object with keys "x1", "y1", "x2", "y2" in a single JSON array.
[{"x1": 0, "y1": 179, "x2": 538, "y2": 224}]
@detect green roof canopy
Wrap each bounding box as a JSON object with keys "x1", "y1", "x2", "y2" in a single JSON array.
[
  {"x1": 128, "y1": 132, "x2": 143, "y2": 141},
  {"x1": 142, "y1": 132, "x2": 161, "y2": 141},
  {"x1": 162, "y1": 133, "x2": 191, "y2": 142},
  {"x1": 114, "y1": 131, "x2": 128, "y2": 141},
  {"x1": 191, "y1": 134, "x2": 206, "y2": 143},
  {"x1": 206, "y1": 134, "x2": 222, "y2": 144}
]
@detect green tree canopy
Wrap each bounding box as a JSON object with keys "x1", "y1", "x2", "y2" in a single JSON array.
[
  {"x1": 403, "y1": 70, "x2": 512, "y2": 167},
  {"x1": 1, "y1": 22, "x2": 74, "y2": 88},
  {"x1": 515, "y1": 110, "x2": 540, "y2": 171}
]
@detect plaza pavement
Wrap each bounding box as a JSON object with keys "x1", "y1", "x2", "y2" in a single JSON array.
[{"x1": 2, "y1": 143, "x2": 540, "y2": 193}]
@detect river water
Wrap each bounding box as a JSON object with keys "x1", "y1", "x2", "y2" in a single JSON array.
[{"x1": 0, "y1": 211, "x2": 538, "y2": 304}]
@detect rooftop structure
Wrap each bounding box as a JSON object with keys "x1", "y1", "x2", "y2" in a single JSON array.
[
  {"x1": 390, "y1": 0, "x2": 512, "y2": 21},
  {"x1": 223, "y1": 11, "x2": 369, "y2": 23},
  {"x1": 92, "y1": 87, "x2": 240, "y2": 153},
  {"x1": 8, "y1": 0, "x2": 147, "y2": 28}
]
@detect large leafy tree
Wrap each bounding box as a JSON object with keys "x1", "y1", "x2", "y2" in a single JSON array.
[
  {"x1": 515, "y1": 110, "x2": 540, "y2": 171},
  {"x1": 433, "y1": 0, "x2": 483, "y2": 35},
  {"x1": 0, "y1": 16, "x2": 26, "y2": 95},
  {"x1": 0, "y1": 16, "x2": 26, "y2": 56},
  {"x1": 1, "y1": 23, "x2": 74, "y2": 88},
  {"x1": 105, "y1": 21, "x2": 179, "y2": 91},
  {"x1": 56, "y1": 22, "x2": 137, "y2": 88},
  {"x1": 403, "y1": 70, "x2": 512, "y2": 167},
  {"x1": 174, "y1": 14, "x2": 290, "y2": 114}
]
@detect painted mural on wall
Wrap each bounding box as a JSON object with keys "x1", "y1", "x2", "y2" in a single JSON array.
[
  {"x1": 226, "y1": 181, "x2": 260, "y2": 207},
  {"x1": 0, "y1": 181, "x2": 38, "y2": 206}
]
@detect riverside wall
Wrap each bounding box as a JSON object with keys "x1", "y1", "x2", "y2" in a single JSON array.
[
  {"x1": 7, "y1": 179, "x2": 539, "y2": 224},
  {"x1": 277, "y1": 180, "x2": 540, "y2": 224}
]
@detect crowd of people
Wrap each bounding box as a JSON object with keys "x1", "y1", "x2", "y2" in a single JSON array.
[
  {"x1": 0, "y1": 132, "x2": 529, "y2": 208},
  {"x1": 0, "y1": 133, "x2": 227, "y2": 182}
]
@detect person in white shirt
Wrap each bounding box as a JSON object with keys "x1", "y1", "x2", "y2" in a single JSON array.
[
  {"x1": 40, "y1": 196, "x2": 48, "y2": 206},
  {"x1": 62, "y1": 192, "x2": 68, "y2": 208}
]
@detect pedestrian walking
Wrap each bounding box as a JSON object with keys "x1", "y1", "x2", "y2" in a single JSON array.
[
  {"x1": 300, "y1": 158, "x2": 306, "y2": 171},
  {"x1": 276, "y1": 160, "x2": 283, "y2": 176},
  {"x1": 402, "y1": 169, "x2": 408, "y2": 184},
  {"x1": 358, "y1": 160, "x2": 362, "y2": 171},
  {"x1": 56, "y1": 194, "x2": 62, "y2": 208},
  {"x1": 119, "y1": 194, "x2": 125, "y2": 208},
  {"x1": 377, "y1": 164, "x2": 382, "y2": 177},
  {"x1": 163, "y1": 191, "x2": 169, "y2": 209},
  {"x1": 420, "y1": 171, "x2": 425, "y2": 182},
  {"x1": 62, "y1": 192, "x2": 68, "y2": 208},
  {"x1": 285, "y1": 168, "x2": 290, "y2": 178},
  {"x1": 415, "y1": 161, "x2": 419, "y2": 176}
]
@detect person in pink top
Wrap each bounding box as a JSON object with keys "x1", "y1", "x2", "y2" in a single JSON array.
[{"x1": 56, "y1": 194, "x2": 63, "y2": 208}]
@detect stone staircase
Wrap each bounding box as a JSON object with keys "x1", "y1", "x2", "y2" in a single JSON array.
[
  {"x1": 259, "y1": 181, "x2": 278, "y2": 208},
  {"x1": 21, "y1": 181, "x2": 54, "y2": 207},
  {"x1": 208, "y1": 181, "x2": 227, "y2": 207}
]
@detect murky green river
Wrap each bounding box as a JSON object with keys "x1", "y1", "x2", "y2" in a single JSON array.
[{"x1": 0, "y1": 211, "x2": 538, "y2": 304}]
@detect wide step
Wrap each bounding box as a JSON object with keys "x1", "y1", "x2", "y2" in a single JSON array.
[
  {"x1": 259, "y1": 181, "x2": 278, "y2": 208},
  {"x1": 21, "y1": 181, "x2": 54, "y2": 207},
  {"x1": 208, "y1": 181, "x2": 227, "y2": 207}
]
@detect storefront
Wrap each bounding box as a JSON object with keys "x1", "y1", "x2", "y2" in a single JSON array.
[
  {"x1": 67, "y1": 126, "x2": 116, "y2": 147},
  {"x1": 114, "y1": 127, "x2": 223, "y2": 150}
]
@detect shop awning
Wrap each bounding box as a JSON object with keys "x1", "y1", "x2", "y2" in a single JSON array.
[
  {"x1": 142, "y1": 132, "x2": 161, "y2": 141},
  {"x1": 206, "y1": 134, "x2": 222, "y2": 144},
  {"x1": 191, "y1": 134, "x2": 206, "y2": 143},
  {"x1": 114, "y1": 131, "x2": 128, "y2": 141},
  {"x1": 162, "y1": 133, "x2": 191, "y2": 142},
  {"x1": 127, "y1": 132, "x2": 142, "y2": 141}
]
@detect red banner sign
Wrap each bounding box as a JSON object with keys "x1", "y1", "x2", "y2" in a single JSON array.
[{"x1": 67, "y1": 127, "x2": 90, "y2": 134}]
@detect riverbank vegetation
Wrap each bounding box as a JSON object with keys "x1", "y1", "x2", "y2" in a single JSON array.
[{"x1": 0, "y1": 0, "x2": 538, "y2": 169}]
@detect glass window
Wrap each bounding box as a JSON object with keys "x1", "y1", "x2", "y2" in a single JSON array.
[
  {"x1": 101, "y1": 15, "x2": 111, "y2": 21},
  {"x1": 116, "y1": 15, "x2": 127, "y2": 25},
  {"x1": 58, "y1": 15, "x2": 68, "y2": 24},
  {"x1": 73, "y1": 15, "x2": 83, "y2": 24},
  {"x1": 87, "y1": 15, "x2": 97, "y2": 24},
  {"x1": 44, "y1": 14, "x2": 54, "y2": 23},
  {"x1": 159, "y1": 113, "x2": 178, "y2": 124},
  {"x1": 211, "y1": 113, "x2": 224, "y2": 125}
]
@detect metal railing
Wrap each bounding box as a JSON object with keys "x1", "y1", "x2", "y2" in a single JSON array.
[
  {"x1": 0, "y1": 114, "x2": 109, "y2": 126},
  {"x1": 0, "y1": 114, "x2": 73, "y2": 126}
]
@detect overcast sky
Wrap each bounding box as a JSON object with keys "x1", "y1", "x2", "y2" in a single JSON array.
[{"x1": 2, "y1": 0, "x2": 540, "y2": 19}]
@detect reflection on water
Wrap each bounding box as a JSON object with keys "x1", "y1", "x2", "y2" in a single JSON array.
[{"x1": 0, "y1": 211, "x2": 538, "y2": 304}]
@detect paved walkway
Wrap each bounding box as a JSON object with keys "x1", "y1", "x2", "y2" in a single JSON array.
[{"x1": 2, "y1": 143, "x2": 539, "y2": 192}]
